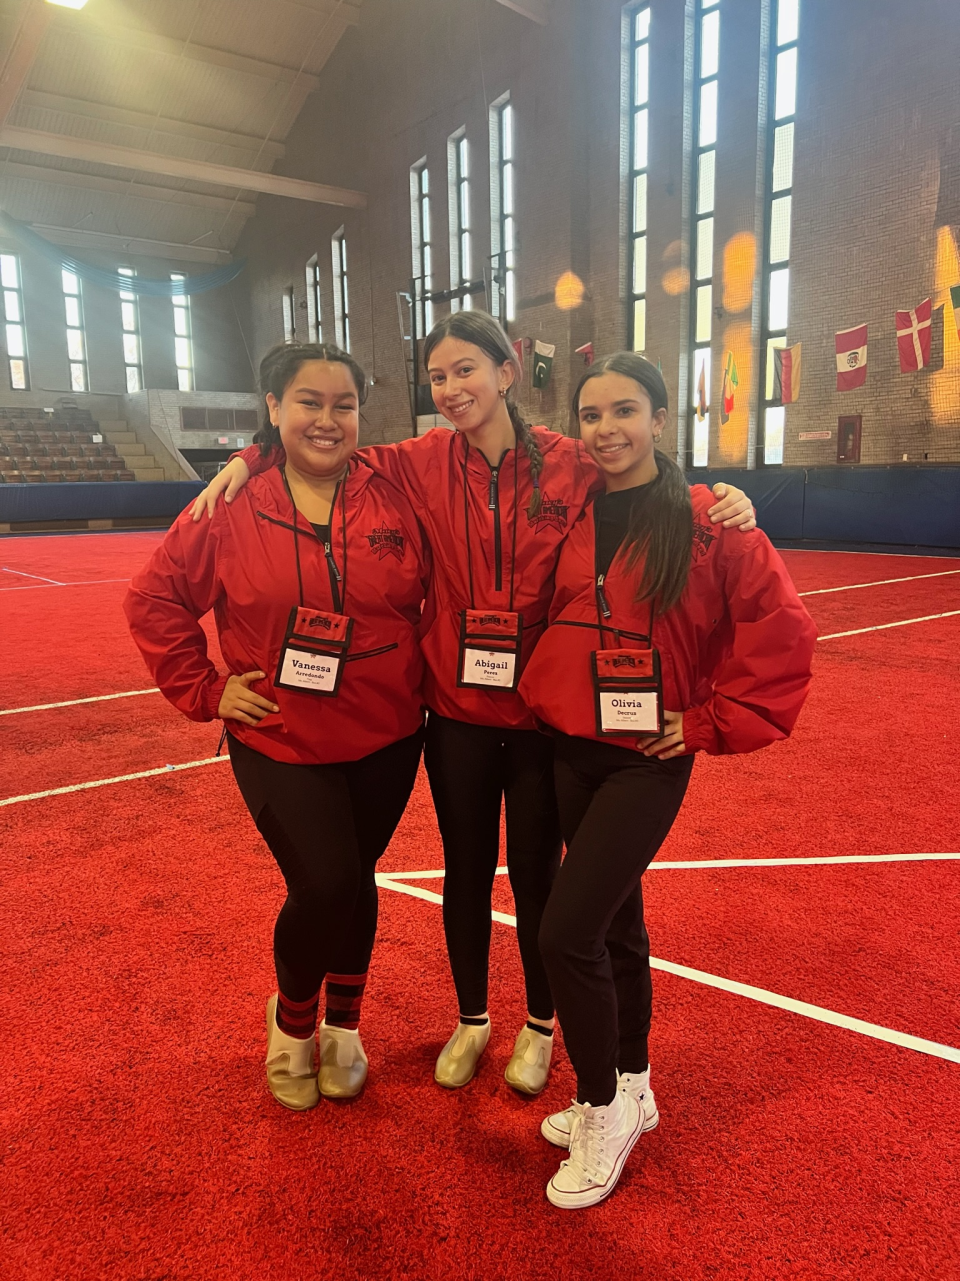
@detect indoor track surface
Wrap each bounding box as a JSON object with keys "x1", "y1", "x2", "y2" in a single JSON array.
[{"x1": 1, "y1": 533, "x2": 958, "y2": 1280}]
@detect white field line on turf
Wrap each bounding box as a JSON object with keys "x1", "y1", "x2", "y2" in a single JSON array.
[
  {"x1": 818, "y1": 609, "x2": 960, "y2": 640},
  {"x1": 0, "y1": 756, "x2": 229, "y2": 808},
  {"x1": 1, "y1": 565, "x2": 63, "y2": 584},
  {"x1": 380, "y1": 853, "x2": 960, "y2": 880},
  {"x1": 799, "y1": 568, "x2": 960, "y2": 596},
  {"x1": 375, "y1": 876, "x2": 960, "y2": 1066},
  {"x1": 0, "y1": 688, "x2": 160, "y2": 716},
  {"x1": 0, "y1": 578, "x2": 129, "y2": 591}
]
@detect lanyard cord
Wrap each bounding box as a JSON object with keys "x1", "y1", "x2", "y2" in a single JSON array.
[
  {"x1": 460, "y1": 436, "x2": 518, "y2": 612},
  {"x1": 281, "y1": 466, "x2": 348, "y2": 611}
]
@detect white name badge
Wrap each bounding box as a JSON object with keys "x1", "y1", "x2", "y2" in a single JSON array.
[
  {"x1": 599, "y1": 690, "x2": 660, "y2": 734},
  {"x1": 461, "y1": 647, "x2": 517, "y2": 689},
  {"x1": 278, "y1": 646, "x2": 341, "y2": 693}
]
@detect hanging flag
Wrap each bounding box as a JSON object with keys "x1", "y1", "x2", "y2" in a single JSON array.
[
  {"x1": 836, "y1": 324, "x2": 868, "y2": 391},
  {"x1": 896, "y1": 298, "x2": 932, "y2": 372},
  {"x1": 575, "y1": 342, "x2": 595, "y2": 366},
  {"x1": 951, "y1": 285, "x2": 960, "y2": 343},
  {"x1": 511, "y1": 339, "x2": 524, "y2": 373},
  {"x1": 532, "y1": 340, "x2": 555, "y2": 389},
  {"x1": 719, "y1": 351, "x2": 739, "y2": 424},
  {"x1": 772, "y1": 343, "x2": 802, "y2": 405},
  {"x1": 696, "y1": 363, "x2": 707, "y2": 421}
]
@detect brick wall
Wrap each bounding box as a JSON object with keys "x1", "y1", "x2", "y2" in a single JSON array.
[{"x1": 234, "y1": 0, "x2": 960, "y2": 465}]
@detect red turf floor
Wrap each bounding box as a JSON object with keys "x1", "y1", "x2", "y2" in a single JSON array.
[{"x1": 1, "y1": 533, "x2": 958, "y2": 1279}]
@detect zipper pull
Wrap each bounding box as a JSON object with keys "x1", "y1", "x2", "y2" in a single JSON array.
[
  {"x1": 324, "y1": 541, "x2": 342, "y2": 582},
  {"x1": 597, "y1": 574, "x2": 612, "y2": 620},
  {"x1": 488, "y1": 468, "x2": 499, "y2": 511}
]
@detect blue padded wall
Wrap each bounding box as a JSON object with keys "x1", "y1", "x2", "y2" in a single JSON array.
[
  {"x1": 687, "y1": 467, "x2": 960, "y2": 549},
  {"x1": 0, "y1": 481, "x2": 203, "y2": 524}
]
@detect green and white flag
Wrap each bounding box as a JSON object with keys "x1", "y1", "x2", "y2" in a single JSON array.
[{"x1": 532, "y1": 340, "x2": 556, "y2": 389}]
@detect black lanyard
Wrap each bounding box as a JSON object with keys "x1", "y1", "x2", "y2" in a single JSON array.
[
  {"x1": 282, "y1": 467, "x2": 349, "y2": 611},
  {"x1": 593, "y1": 504, "x2": 655, "y2": 647},
  {"x1": 460, "y1": 438, "x2": 519, "y2": 611}
]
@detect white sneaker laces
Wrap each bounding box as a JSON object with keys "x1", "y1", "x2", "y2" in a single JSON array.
[{"x1": 564, "y1": 1105, "x2": 609, "y2": 1184}]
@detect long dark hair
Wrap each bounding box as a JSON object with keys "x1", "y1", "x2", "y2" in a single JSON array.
[
  {"x1": 573, "y1": 352, "x2": 693, "y2": 613},
  {"x1": 255, "y1": 342, "x2": 368, "y2": 456},
  {"x1": 422, "y1": 310, "x2": 543, "y2": 518}
]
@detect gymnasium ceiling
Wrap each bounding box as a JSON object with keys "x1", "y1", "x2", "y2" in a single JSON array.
[{"x1": 0, "y1": 0, "x2": 369, "y2": 264}]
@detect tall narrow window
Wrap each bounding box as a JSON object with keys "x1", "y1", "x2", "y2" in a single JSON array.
[
  {"x1": 305, "y1": 255, "x2": 322, "y2": 343},
  {"x1": 448, "y1": 131, "x2": 472, "y2": 312},
  {"x1": 687, "y1": 0, "x2": 720, "y2": 467},
  {"x1": 411, "y1": 161, "x2": 433, "y2": 338},
  {"x1": 760, "y1": 0, "x2": 799, "y2": 465},
  {"x1": 628, "y1": 8, "x2": 651, "y2": 351},
  {"x1": 491, "y1": 99, "x2": 516, "y2": 326},
  {"x1": 332, "y1": 230, "x2": 350, "y2": 350},
  {"x1": 171, "y1": 274, "x2": 194, "y2": 391},
  {"x1": 118, "y1": 268, "x2": 142, "y2": 392},
  {"x1": 282, "y1": 286, "x2": 296, "y2": 343},
  {"x1": 62, "y1": 268, "x2": 87, "y2": 392},
  {"x1": 1, "y1": 254, "x2": 28, "y2": 389}
]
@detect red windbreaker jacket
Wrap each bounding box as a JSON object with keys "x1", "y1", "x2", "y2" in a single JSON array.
[
  {"x1": 238, "y1": 428, "x2": 598, "y2": 731},
  {"x1": 518, "y1": 486, "x2": 816, "y2": 755},
  {"x1": 124, "y1": 460, "x2": 430, "y2": 765}
]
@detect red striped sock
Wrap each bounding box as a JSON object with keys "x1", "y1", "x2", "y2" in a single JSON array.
[
  {"x1": 276, "y1": 989, "x2": 320, "y2": 1039},
  {"x1": 324, "y1": 972, "x2": 368, "y2": 1031}
]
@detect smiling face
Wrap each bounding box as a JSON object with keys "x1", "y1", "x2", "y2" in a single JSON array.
[
  {"x1": 576, "y1": 371, "x2": 667, "y2": 491},
  {"x1": 267, "y1": 359, "x2": 360, "y2": 479},
  {"x1": 426, "y1": 337, "x2": 515, "y2": 435}
]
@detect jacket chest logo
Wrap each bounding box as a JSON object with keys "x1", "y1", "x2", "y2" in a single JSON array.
[
  {"x1": 366, "y1": 524, "x2": 406, "y2": 561},
  {"x1": 529, "y1": 495, "x2": 569, "y2": 534},
  {"x1": 692, "y1": 518, "x2": 717, "y2": 560}
]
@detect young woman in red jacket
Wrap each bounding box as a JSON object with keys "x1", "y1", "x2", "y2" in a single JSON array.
[
  {"x1": 192, "y1": 313, "x2": 755, "y2": 1096},
  {"x1": 126, "y1": 343, "x2": 430, "y2": 1112},
  {"x1": 518, "y1": 352, "x2": 816, "y2": 1209}
]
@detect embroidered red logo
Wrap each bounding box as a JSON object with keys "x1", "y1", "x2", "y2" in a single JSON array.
[
  {"x1": 692, "y1": 519, "x2": 717, "y2": 559},
  {"x1": 366, "y1": 524, "x2": 406, "y2": 561},
  {"x1": 529, "y1": 495, "x2": 569, "y2": 533}
]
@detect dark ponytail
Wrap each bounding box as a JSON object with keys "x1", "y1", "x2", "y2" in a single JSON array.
[
  {"x1": 423, "y1": 310, "x2": 543, "y2": 518},
  {"x1": 255, "y1": 341, "x2": 368, "y2": 456},
  {"x1": 573, "y1": 352, "x2": 693, "y2": 614}
]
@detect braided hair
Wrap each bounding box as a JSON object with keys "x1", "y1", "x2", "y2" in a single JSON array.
[
  {"x1": 255, "y1": 341, "x2": 368, "y2": 456},
  {"x1": 422, "y1": 310, "x2": 543, "y2": 518}
]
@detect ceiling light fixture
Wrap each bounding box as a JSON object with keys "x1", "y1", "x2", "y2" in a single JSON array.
[{"x1": 45, "y1": 0, "x2": 89, "y2": 9}]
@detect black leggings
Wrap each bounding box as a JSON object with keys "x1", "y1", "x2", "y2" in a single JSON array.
[
  {"x1": 539, "y1": 734, "x2": 693, "y2": 1106},
  {"x1": 228, "y1": 727, "x2": 424, "y2": 1002},
  {"x1": 423, "y1": 711, "x2": 562, "y2": 1021}
]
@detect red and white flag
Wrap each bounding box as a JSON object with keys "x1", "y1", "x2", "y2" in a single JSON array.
[
  {"x1": 896, "y1": 297, "x2": 932, "y2": 372},
  {"x1": 835, "y1": 324, "x2": 867, "y2": 391}
]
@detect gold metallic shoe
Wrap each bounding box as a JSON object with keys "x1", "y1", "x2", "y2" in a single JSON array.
[
  {"x1": 265, "y1": 994, "x2": 320, "y2": 1111},
  {"x1": 317, "y1": 1022, "x2": 369, "y2": 1099},
  {"x1": 504, "y1": 1025, "x2": 553, "y2": 1096},
  {"x1": 434, "y1": 1020, "x2": 491, "y2": 1089}
]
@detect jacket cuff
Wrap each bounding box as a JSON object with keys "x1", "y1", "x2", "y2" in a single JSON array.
[
  {"x1": 682, "y1": 706, "x2": 718, "y2": 755},
  {"x1": 202, "y1": 674, "x2": 230, "y2": 720}
]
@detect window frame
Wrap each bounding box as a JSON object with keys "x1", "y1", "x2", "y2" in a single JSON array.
[
  {"x1": 118, "y1": 267, "x2": 143, "y2": 393},
  {"x1": 410, "y1": 160, "x2": 433, "y2": 339},
  {"x1": 62, "y1": 267, "x2": 88, "y2": 393},
  {"x1": 332, "y1": 229, "x2": 350, "y2": 351},
  {"x1": 1, "y1": 253, "x2": 29, "y2": 390},
  {"x1": 170, "y1": 273, "x2": 194, "y2": 392},
  {"x1": 448, "y1": 129, "x2": 472, "y2": 313},
  {"x1": 305, "y1": 255, "x2": 322, "y2": 343},
  {"x1": 758, "y1": 0, "x2": 800, "y2": 467},
  {"x1": 490, "y1": 97, "x2": 516, "y2": 328},
  {"x1": 628, "y1": 8, "x2": 651, "y2": 353}
]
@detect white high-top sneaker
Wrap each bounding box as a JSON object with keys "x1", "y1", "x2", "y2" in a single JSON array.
[
  {"x1": 541, "y1": 1067, "x2": 657, "y2": 1148},
  {"x1": 546, "y1": 1090, "x2": 643, "y2": 1209}
]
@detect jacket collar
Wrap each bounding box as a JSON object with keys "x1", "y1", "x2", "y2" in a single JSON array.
[{"x1": 247, "y1": 453, "x2": 372, "y2": 521}]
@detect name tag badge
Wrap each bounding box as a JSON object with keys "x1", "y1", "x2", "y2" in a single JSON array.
[
  {"x1": 457, "y1": 608, "x2": 523, "y2": 692},
  {"x1": 275, "y1": 605, "x2": 353, "y2": 698},
  {"x1": 592, "y1": 648, "x2": 664, "y2": 737}
]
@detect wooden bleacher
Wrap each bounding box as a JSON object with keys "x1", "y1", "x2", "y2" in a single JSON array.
[{"x1": 0, "y1": 408, "x2": 136, "y2": 483}]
